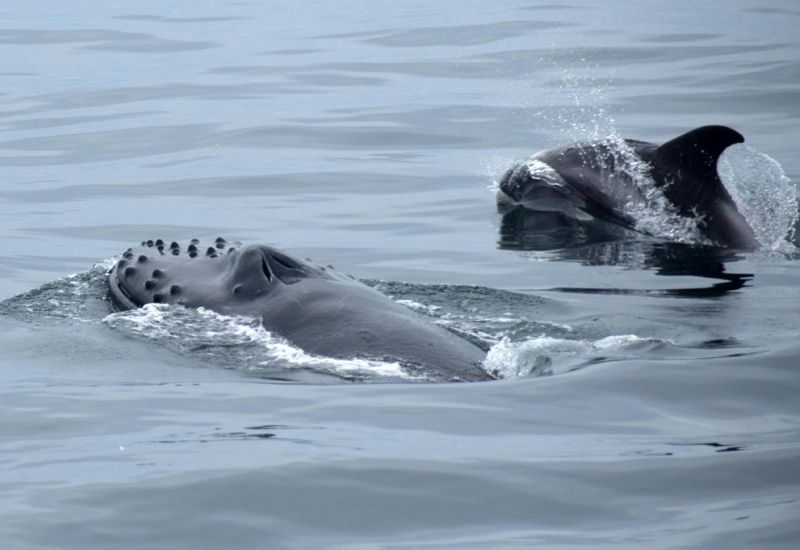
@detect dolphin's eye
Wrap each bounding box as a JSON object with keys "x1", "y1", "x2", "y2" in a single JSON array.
[{"x1": 261, "y1": 257, "x2": 272, "y2": 282}]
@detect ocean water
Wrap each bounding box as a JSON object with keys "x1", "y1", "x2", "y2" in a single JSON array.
[{"x1": 1, "y1": 1, "x2": 799, "y2": 548}]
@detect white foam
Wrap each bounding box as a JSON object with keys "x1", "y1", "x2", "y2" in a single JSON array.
[
  {"x1": 485, "y1": 334, "x2": 661, "y2": 379},
  {"x1": 718, "y1": 144, "x2": 798, "y2": 251},
  {"x1": 104, "y1": 303, "x2": 174, "y2": 339},
  {"x1": 395, "y1": 299, "x2": 441, "y2": 315},
  {"x1": 523, "y1": 69, "x2": 716, "y2": 244},
  {"x1": 104, "y1": 304, "x2": 423, "y2": 380},
  {"x1": 598, "y1": 132, "x2": 707, "y2": 243}
]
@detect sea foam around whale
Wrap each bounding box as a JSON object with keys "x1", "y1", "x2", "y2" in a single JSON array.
[
  {"x1": 103, "y1": 294, "x2": 668, "y2": 382},
  {"x1": 103, "y1": 304, "x2": 422, "y2": 382}
]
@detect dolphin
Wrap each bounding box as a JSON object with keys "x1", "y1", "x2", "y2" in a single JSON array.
[
  {"x1": 497, "y1": 125, "x2": 758, "y2": 249},
  {"x1": 107, "y1": 239, "x2": 490, "y2": 381}
]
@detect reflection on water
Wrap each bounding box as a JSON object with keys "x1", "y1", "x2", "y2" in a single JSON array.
[
  {"x1": 498, "y1": 207, "x2": 634, "y2": 250},
  {"x1": 498, "y1": 206, "x2": 752, "y2": 297},
  {"x1": 1, "y1": 1, "x2": 799, "y2": 548}
]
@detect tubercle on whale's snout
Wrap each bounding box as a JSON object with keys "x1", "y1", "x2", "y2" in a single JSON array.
[
  {"x1": 109, "y1": 238, "x2": 247, "y2": 310},
  {"x1": 136, "y1": 236, "x2": 242, "y2": 259},
  {"x1": 109, "y1": 239, "x2": 332, "y2": 314}
]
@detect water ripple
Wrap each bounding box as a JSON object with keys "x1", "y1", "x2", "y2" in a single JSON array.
[{"x1": 0, "y1": 28, "x2": 217, "y2": 52}]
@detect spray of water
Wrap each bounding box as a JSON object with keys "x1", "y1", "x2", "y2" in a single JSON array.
[
  {"x1": 485, "y1": 334, "x2": 664, "y2": 379},
  {"x1": 508, "y1": 65, "x2": 797, "y2": 249},
  {"x1": 718, "y1": 144, "x2": 798, "y2": 252},
  {"x1": 528, "y1": 69, "x2": 706, "y2": 243}
]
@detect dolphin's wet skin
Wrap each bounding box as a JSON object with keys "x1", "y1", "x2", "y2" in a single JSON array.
[
  {"x1": 497, "y1": 125, "x2": 759, "y2": 250},
  {"x1": 108, "y1": 238, "x2": 491, "y2": 382}
]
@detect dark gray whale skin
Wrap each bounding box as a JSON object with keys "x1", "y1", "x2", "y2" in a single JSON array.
[
  {"x1": 498, "y1": 125, "x2": 758, "y2": 250},
  {"x1": 108, "y1": 239, "x2": 490, "y2": 381}
]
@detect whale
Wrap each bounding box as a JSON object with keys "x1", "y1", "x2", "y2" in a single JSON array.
[
  {"x1": 107, "y1": 239, "x2": 490, "y2": 381},
  {"x1": 497, "y1": 125, "x2": 758, "y2": 250}
]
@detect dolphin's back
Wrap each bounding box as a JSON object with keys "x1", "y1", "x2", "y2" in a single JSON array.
[{"x1": 498, "y1": 125, "x2": 758, "y2": 249}]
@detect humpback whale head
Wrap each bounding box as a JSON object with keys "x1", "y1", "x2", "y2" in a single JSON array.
[
  {"x1": 108, "y1": 239, "x2": 338, "y2": 316},
  {"x1": 107, "y1": 238, "x2": 491, "y2": 381}
]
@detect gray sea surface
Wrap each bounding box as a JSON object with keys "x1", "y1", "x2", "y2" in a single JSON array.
[{"x1": 1, "y1": 1, "x2": 799, "y2": 548}]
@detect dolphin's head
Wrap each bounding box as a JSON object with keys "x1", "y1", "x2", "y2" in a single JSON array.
[
  {"x1": 108, "y1": 239, "x2": 335, "y2": 314},
  {"x1": 497, "y1": 158, "x2": 576, "y2": 212}
]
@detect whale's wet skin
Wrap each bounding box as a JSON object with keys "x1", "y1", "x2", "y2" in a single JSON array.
[
  {"x1": 498, "y1": 125, "x2": 760, "y2": 250},
  {"x1": 108, "y1": 238, "x2": 490, "y2": 382}
]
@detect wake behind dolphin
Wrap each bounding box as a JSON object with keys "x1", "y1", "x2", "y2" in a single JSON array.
[
  {"x1": 497, "y1": 125, "x2": 760, "y2": 249},
  {"x1": 108, "y1": 239, "x2": 491, "y2": 382}
]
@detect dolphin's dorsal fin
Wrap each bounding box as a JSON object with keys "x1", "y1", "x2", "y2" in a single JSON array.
[
  {"x1": 652, "y1": 125, "x2": 744, "y2": 205},
  {"x1": 652, "y1": 125, "x2": 757, "y2": 248},
  {"x1": 655, "y1": 125, "x2": 744, "y2": 180}
]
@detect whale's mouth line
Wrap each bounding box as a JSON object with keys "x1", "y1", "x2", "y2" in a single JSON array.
[{"x1": 109, "y1": 270, "x2": 142, "y2": 311}]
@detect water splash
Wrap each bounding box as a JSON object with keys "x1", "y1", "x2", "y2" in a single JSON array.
[
  {"x1": 551, "y1": 70, "x2": 798, "y2": 250},
  {"x1": 592, "y1": 133, "x2": 707, "y2": 243},
  {"x1": 485, "y1": 334, "x2": 665, "y2": 379},
  {"x1": 0, "y1": 260, "x2": 113, "y2": 323},
  {"x1": 371, "y1": 280, "x2": 559, "y2": 349},
  {"x1": 718, "y1": 144, "x2": 798, "y2": 251},
  {"x1": 555, "y1": 71, "x2": 706, "y2": 242},
  {"x1": 103, "y1": 304, "x2": 422, "y2": 382},
  {"x1": 511, "y1": 68, "x2": 706, "y2": 244},
  {"x1": 552, "y1": 67, "x2": 615, "y2": 143}
]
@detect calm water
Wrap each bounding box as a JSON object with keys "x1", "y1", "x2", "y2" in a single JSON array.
[{"x1": 2, "y1": 1, "x2": 799, "y2": 548}]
